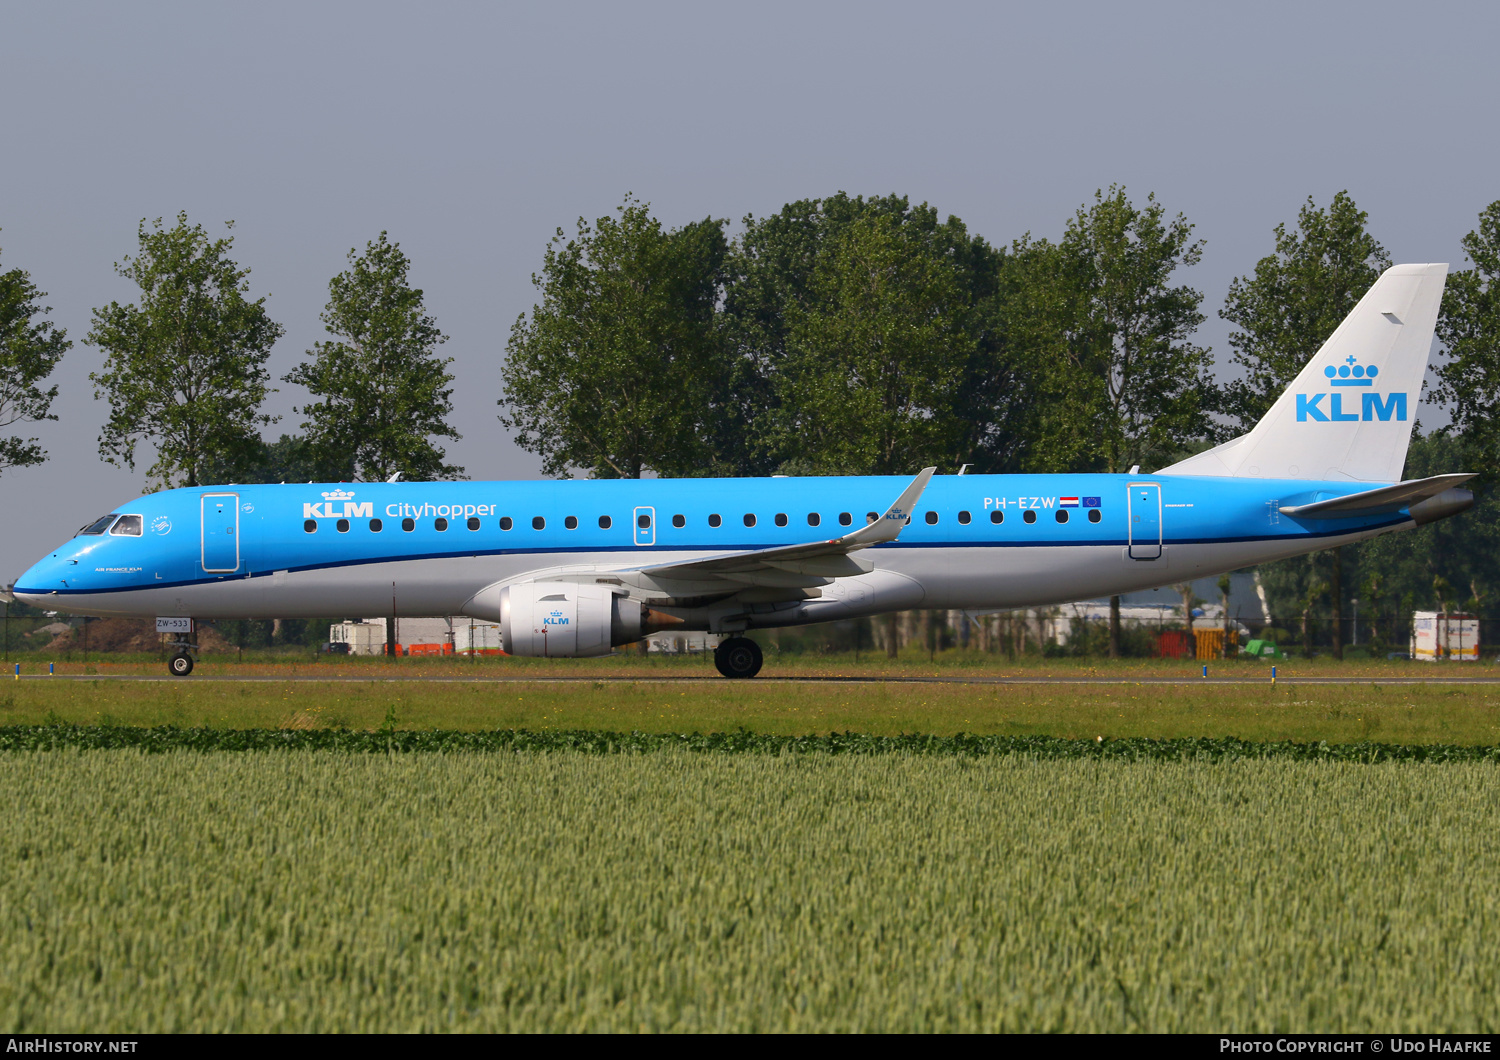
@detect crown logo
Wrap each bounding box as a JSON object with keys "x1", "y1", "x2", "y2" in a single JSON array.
[
  {"x1": 1324, "y1": 355, "x2": 1377, "y2": 387},
  {"x1": 321, "y1": 489, "x2": 356, "y2": 501}
]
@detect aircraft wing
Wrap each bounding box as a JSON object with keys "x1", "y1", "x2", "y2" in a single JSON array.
[
  {"x1": 1279, "y1": 473, "x2": 1476, "y2": 519},
  {"x1": 622, "y1": 467, "x2": 936, "y2": 583}
]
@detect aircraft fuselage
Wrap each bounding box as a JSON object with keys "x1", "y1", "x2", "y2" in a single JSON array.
[{"x1": 12, "y1": 473, "x2": 1427, "y2": 630}]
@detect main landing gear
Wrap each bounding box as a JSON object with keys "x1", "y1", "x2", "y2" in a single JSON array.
[{"x1": 714, "y1": 636, "x2": 763, "y2": 679}]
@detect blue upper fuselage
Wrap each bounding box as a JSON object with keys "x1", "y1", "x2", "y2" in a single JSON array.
[{"x1": 14, "y1": 473, "x2": 1407, "y2": 598}]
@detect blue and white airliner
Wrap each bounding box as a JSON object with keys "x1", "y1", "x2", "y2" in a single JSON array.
[{"x1": 9, "y1": 263, "x2": 1473, "y2": 677}]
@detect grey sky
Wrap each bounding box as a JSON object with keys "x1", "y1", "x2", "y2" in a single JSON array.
[{"x1": 2, "y1": 0, "x2": 1496, "y2": 577}]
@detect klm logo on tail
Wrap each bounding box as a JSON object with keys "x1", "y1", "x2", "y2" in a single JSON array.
[{"x1": 1296, "y1": 356, "x2": 1407, "y2": 423}]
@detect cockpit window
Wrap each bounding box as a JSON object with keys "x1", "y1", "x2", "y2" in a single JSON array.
[
  {"x1": 78, "y1": 515, "x2": 118, "y2": 536},
  {"x1": 109, "y1": 515, "x2": 143, "y2": 536}
]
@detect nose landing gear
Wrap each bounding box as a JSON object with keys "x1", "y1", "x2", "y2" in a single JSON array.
[
  {"x1": 165, "y1": 633, "x2": 197, "y2": 677},
  {"x1": 714, "y1": 636, "x2": 763, "y2": 679}
]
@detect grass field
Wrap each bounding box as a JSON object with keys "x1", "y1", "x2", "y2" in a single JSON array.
[
  {"x1": 4, "y1": 675, "x2": 1500, "y2": 744},
  {"x1": 1, "y1": 747, "x2": 1496, "y2": 1032}
]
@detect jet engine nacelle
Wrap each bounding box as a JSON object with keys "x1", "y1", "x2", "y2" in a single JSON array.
[
  {"x1": 462, "y1": 578, "x2": 686, "y2": 657},
  {"x1": 497, "y1": 582, "x2": 639, "y2": 657}
]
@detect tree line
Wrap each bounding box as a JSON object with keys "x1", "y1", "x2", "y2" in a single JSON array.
[
  {"x1": 2, "y1": 190, "x2": 1498, "y2": 652},
  {"x1": 2, "y1": 217, "x2": 461, "y2": 489}
]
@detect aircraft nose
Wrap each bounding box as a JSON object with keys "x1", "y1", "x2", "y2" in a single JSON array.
[{"x1": 13, "y1": 549, "x2": 76, "y2": 601}]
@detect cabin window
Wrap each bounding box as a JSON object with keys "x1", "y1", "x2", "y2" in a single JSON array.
[
  {"x1": 808, "y1": 512, "x2": 821, "y2": 527},
  {"x1": 990, "y1": 510, "x2": 1003, "y2": 524},
  {"x1": 1055, "y1": 509, "x2": 1069, "y2": 524},
  {"x1": 336, "y1": 518, "x2": 350, "y2": 533},
  {"x1": 672, "y1": 514, "x2": 685, "y2": 528},
  {"x1": 637, "y1": 513, "x2": 651, "y2": 529},
  {"x1": 79, "y1": 515, "x2": 117, "y2": 536},
  {"x1": 708, "y1": 513, "x2": 722, "y2": 528},
  {"x1": 1023, "y1": 510, "x2": 1037, "y2": 524},
  {"x1": 598, "y1": 515, "x2": 612, "y2": 529},
  {"x1": 743, "y1": 513, "x2": 756, "y2": 527},
  {"x1": 369, "y1": 519, "x2": 383, "y2": 532},
  {"x1": 924, "y1": 511, "x2": 938, "y2": 525},
  {"x1": 838, "y1": 512, "x2": 852, "y2": 526},
  {"x1": 468, "y1": 517, "x2": 481, "y2": 531},
  {"x1": 500, "y1": 517, "x2": 513, "y2": 530},
  {"x1": 303, "y1": 519, "x2": 317, "y2": 533},
  {"x1": 434, "y1": 518, "x2": 448, "y2": 531},
  {"x1": 532, "y1": 516, "x2": 545, "y2": 530},
  {"x1": 564, "y1": 516, "x2": 578, "y2": 530},
  {"x1": 866, "y1": 512, "x2": 879, "y2": 524},
  {"x1": 957, "y1": 511, "x2": 971, "y2": 525},
  {"x1": 1088, "y1": 509, "x2": 1102, "y2": 524},
  {"x1": 402, "y1": 518, "x2": 415, "y2": 532},
  {"x1": 109, "y1": 514, "x2": 143, "y2": 536},
  {"x1": 775, "y1": 513, "x2": 788, "y2": 527}
]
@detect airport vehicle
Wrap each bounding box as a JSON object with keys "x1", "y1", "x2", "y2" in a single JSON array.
[{"x1": 12, "y1": 264, "x2": 1472, "y2": 678}]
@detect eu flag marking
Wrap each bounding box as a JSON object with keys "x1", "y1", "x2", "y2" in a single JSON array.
[{"x1": 1082, "y1": 497, "x2": 1101, "y2": 508}]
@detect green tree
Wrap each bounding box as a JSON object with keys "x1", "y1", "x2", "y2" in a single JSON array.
[
  {"x1": 1220, "y1": 191, "x2": 1391, "y2": 433},
  {"x1": 198, "y1": 433, "x2": 354, "y2": 486},
  {"x1": 284, "y1": 232, "x2": 461, "y2": 482},
  {"x1": 1433, "y1": 200, "x2": 1500, "y2": 479},
  {"x1": 1053, "y1": 188, "x2": 1213, "y2": 658},
  {"x1": 0, "y1": 238, "x2": 69, "y2": 474},
  {"x1": 725, "y1": 194, "x2": 933, "y2": 473},
  {"x1": 975, "y1": 235, "x2": 1097, "y2": 474},
  {"x1": 87, "y1": 213, "x2": 283, "y2": 488},
  {"x1": 768, "y1": 210, "x2": 973, "y2": 474},
  {"x1": 1059, "y1": 186, "x2": 1215, "y2": 474},
  {"x1": 501, "y1": 196, "x2": 728, "y2": 479},
  {"x1": 726, "y1": 192, "x2": 1056, "y2": 476}
]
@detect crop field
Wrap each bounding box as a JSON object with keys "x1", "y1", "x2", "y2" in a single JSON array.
[
  {"x1": 4, "y1": 676, "x2": 1500, "y2": 744},
  {"x1": 3, "y1": 664, "x2": 1497, "y2": 1032},
  {"x1": 1, "y1": 746, "x2": 1497, "y2": 1032}
]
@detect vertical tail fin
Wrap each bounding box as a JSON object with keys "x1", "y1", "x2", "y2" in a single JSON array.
[{"x1": 1160, "y1": 263, "x2": 1448, "y2": 482}]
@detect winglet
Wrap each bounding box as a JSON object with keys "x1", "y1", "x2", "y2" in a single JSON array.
[{"x1": 841, "y1": 467, "x2": 937, "y2": 549}]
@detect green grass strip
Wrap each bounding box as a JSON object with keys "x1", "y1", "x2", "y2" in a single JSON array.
[{"x1": 1, "y1": 724, "x2": 1498, "y2": 762}]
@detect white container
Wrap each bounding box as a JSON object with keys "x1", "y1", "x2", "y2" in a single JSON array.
[
  {"x1": 1410, "y1": 612, "x2": 1479, "y2": 661},
  {"x1": 329, "y1": 619, "x2": 387, "y2": 655}
]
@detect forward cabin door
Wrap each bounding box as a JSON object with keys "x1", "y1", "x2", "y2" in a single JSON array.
[
  {"x1": 201, "y1": 493, "x2": 240, "y2": 573},
  {"x1": 1127, "y1": 483, "x2": 1162, "y2": 560}
]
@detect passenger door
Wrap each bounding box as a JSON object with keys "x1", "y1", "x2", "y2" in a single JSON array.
[
  {"x1": 201, "y1": 493, "x2": 240, "y2": 573},
  {"x1": 633, "y1": 506, "x2": 655, "y2": 546},
  {"x1": 1127, "y1": 483, "x2": 1161, "y2": 560}
]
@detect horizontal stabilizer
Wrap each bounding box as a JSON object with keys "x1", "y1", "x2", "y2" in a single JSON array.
[{"x1": 1279, "y1": 473, "x2": 1475, "y2": 518}]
